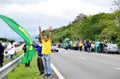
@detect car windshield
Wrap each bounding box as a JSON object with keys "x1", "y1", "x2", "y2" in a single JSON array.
[{"x1": 109, "y1": 44, "x2": 118, "y2": 47}]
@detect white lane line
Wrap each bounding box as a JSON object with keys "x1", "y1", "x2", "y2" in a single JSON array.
[
  {"x1": 79, "y1": 57, "x2": 87, "y2": 60},
  {"x1": 115, "y1": 67, "x2": 120, "y2": 70},
  {"x1": 51, "y1": 63, "x2": 65, "y2": 79}
]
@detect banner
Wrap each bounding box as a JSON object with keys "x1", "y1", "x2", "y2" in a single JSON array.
[{"x1": 0, "y1": 15, "x2": 35, "y2": 64}]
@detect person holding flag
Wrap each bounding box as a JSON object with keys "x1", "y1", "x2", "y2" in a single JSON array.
[
  {"x1": 32, "y1": 39, "x2": 44, "y2": 75},
  {"x1": 0, "y1": 15, "x2": 35, "y2": 65},
  {"x1": 22, "y1": 44, "x2": 30, "y2": 67},
  {"x1": 39, "y1": 26, "x2": 52, "y2": 77}
]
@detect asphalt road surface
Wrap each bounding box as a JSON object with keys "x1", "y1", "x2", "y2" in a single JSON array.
[
  {"x1": 51, "y1": 49, "x2": 120, "y2": 79},
  {"x1": 15, "y1": 43, "x2": 25, "y2": 52}
]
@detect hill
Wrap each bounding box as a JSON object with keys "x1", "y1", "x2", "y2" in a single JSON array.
[{"x1": 44, "y1": 10, "x2": 120, "y2": 46}]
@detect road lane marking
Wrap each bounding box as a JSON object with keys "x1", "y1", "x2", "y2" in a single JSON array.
[
  {"x1": 79, "y1": 57, "x2": 86, "y2": 60},
  {"x1": 115, "y1": 67, "x2": 120, "y2": 70},
  {"x1": 51, "y1": 63, "x2": 65, "y2": 79}
]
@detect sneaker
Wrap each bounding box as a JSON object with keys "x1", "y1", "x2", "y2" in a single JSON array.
[{"x1": 44, "y1": 74, "x2": 52, "y2": 77}]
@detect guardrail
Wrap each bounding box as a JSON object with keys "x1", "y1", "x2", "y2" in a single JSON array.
[{"x1": 0, "y1": 54, "x2": 24, "y2": 79}]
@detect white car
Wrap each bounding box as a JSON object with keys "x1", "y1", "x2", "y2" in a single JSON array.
[
  {"x1": 103, "y1": 44, "x2": 119, "y2": 54},
  {"x1": 51, "y1": 43, "x2": 59, "y2": 52}
]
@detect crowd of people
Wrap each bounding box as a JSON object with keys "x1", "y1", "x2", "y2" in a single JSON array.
[{"x1": 63, "y1": 39, "x2": 110, "y2": 53}]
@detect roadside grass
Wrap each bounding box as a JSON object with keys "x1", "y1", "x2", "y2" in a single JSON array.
[
  {"x1": 7, "y1": 55, "x2": 44, "y2": 79},
  {"x1": 4, "y1": 50, "x2": 24, "y2": 64}
]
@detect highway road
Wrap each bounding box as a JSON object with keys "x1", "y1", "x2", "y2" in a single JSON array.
[
  {"x1": 15, "y1": 43, "x2": 25, "y2": 52},
  {"x1": 51, "y1": 49, "x2": 120, "y2": 79}
]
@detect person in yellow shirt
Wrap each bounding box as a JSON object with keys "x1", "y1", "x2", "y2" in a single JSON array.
[
  {"x1": 39, "y1": 26, "x2": 52, "y2": 77},
  {"x1": 73, "y1": 42, "x2": 76, "y2": 50},
  {"x1": 79, "y1": 41, "x2": 83, "y2": 51}
]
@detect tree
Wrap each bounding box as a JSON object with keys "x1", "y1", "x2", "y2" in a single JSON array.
[
  {"x1": 73, "y1": 13, "x2": 86, "y2": 23},
  {"x1": 0, "y1": 38, "x2": 7, "y2": 42},
  {"x1": 43, "y1": 10, "x2": 120, "y2": 47},
  {"x1": 113, "y1": 0, "x2": 120, "y2": 31},
  {"x1": 114, "y1": 0, "x2": 120, "y2": 10},
  {"x1": 0, "y1": 38, "x2": 15, "y2": 42}
]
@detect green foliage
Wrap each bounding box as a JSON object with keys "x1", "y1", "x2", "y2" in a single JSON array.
[
  {"x1": 0, "y1": 38, "x2": 15, "y2": 42},
  {"x1": 43, "y1": 10, "x2": 120, "y2": 47},
  {"x1": 0, "y1": 38, "x2": 8, "y2": 42}
]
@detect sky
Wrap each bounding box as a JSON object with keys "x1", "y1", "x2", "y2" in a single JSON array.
[{"x1": 0, "y1": 0, "x2": 114, "y2": 41}]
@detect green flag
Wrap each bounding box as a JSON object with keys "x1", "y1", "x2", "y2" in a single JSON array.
[
  {"x1": 64, "y1": 38, "x2": 69, "y2": 42},
  {"x1": 0, "y1": 15, "x2": 35, "y2": 64}
]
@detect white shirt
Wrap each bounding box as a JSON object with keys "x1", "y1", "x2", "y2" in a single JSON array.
[{"x1": 7, "y1": 43, "x2": 15, "y2": 55}]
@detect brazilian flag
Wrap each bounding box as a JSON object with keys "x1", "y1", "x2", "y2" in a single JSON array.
[{"x1": 0, "y1": 15, "x2": 35, "y2": 64}]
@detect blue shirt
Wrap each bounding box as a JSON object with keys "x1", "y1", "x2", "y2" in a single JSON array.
[{"x1": 32, "y1": 44, "x2": 42, "y2": 57}]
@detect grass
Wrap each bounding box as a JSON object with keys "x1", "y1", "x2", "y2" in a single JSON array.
[
  {"x1": 4, "y1": 50, "x2": 24, "y2": 64},
  {"x1": 7, "y1": 54, "x2": 44, "y2": 79}
]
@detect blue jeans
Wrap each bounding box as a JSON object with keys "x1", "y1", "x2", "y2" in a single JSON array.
[
  {"x1": 87, "y1": 47, "x2": 90, "y2": 53},
  {"x1": 8, "y1": 54, "x2": 14, "y2": 60},
  {"x1": 42, "y1": 54, "x2": 51, "y2": 75}
]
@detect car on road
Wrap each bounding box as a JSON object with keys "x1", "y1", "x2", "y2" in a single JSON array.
[
  {"x1": 51, "y1": 43, "x2": 59, "y2": 52},
  {"x1": 103, "y1": 44, "x2": 119, "y2": 54}
]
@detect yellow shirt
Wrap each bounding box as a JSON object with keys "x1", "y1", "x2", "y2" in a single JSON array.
[
  {"x1": 73, "y1": 43, "x2": 76, "y2": 47},
  {"x1": 41, "y1": 39, "x2": 52, "y2": 54},
  {"x1": 79, "y1": 42, "x2": 83, "y2": 46}
]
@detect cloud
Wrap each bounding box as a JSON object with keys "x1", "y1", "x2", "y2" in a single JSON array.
[
  {"x1": 83, "y1": 0, "x2": 113, "y2": 7},
  {"x1": 0, "y1": 0, "x2": 113, "y2": 41},
  {"x1": 0, "y1": 0, "x2": 112, "y2": 18},
  {"x1": 0, "y1": 0, "x2": 113, "y2": 24},
  {"x1": 0, "y1": 0, "x2": 47, "y2": 4}
]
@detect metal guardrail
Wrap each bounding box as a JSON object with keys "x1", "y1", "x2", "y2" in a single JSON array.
[{"x1": 0, "y1": 54, "x2": 24, "y2": 79}]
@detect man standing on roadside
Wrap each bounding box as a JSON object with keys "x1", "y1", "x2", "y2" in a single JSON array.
[
  {"x1": 32, "y1": 39, "x2": 44, "y2": 75},
  {"x1": 22, "y1": 44, "x2": 30, "y2": 67},
  {"x1": 0, "y1": 43, "x2": 4, "y2": 67},
  {"x1": 6, "y1": 41, "x2": 15, "y2": 61},
  {"x1": 39, "y1": 26, "x2": 52, "y2": 77},
  {"x1": 79, "y1": 41, "x2": 83, "y2": 51}
]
